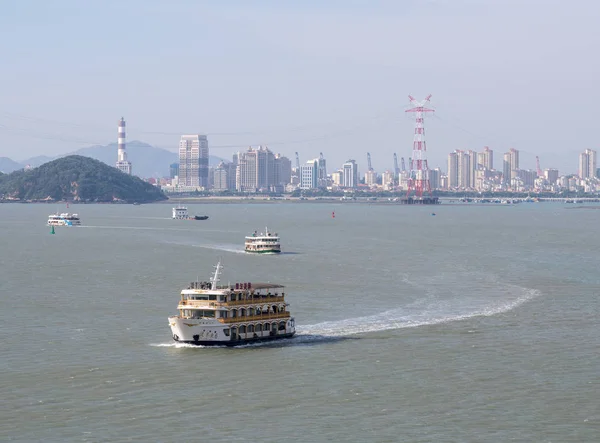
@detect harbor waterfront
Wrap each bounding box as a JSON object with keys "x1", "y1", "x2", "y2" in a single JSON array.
[{"x1": 0, "y1": 202, "x2": 598, "y2": 442}]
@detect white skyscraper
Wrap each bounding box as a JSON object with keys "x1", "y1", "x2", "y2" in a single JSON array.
[
  {"x1": 115, "y1": 117, "x2": 132, "y2": 175},
  {"x1": 342, "y1": 160, "x2": 358, "y2": 188},
  {"x1": 579, "y1": 149, "x2": 597, "y2": 179},
  {"x1": 179, "y1": 135, "x2": 209, "y2": 188},
  {"x1": 300, "y1": 159, "x2": 318, "y2": 189}
]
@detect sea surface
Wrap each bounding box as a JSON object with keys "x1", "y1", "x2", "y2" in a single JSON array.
[{"x1": 0, "y1": 202, "x2": 598, "y2": 442}]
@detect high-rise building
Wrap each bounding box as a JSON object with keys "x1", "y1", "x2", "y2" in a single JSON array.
[
  {"x1": 364, "y1": 170, "x2": 377, "y2": 187},
  {"x1": 235, "y1": 146, "x2": 275, "y2": 192},
  {"x1": 477, "y1": 146, "x2": 493, "y2": 170},
  {"x1": 448, "y1": 150, "x2": 474, "y2": 189},
  {"x1": 447, "y1": 151, "x2": 458, "y2": 189},
  {"x1": 381, "y1": 170, "x2": 394, "y2": 189},
  {"x1": 342, "y1": 160, "x2": 358, "y2": 188},
  {"x1": 274, "y1": 154, "x2": 292, "y2": 188},
  {"x1": 579, "y1": 149, "x2": 597, "y2": 179},
  {"x1": 317, "y1": 155, "x2": 327, "y2": 188},
  {"x1": 213, "y1": 162, "x2": 228, "y2": 191},
  {"x1": 331, "y1": 170, "x2": 343, "y2": 186},
  {"x1": 169, "y1": 163, "x2": 179, "y2": 179},
  {"x1": 503, "y1": 148, "x2": 519, "y2": 188},
  {"x1": 115, "y1": 117, "x2": 132, "y2": 175},
  {"x1": 544, "y1": 168, "x2": 559, "y2": 185},
  {"x1": 457, "y1": 150, "x2": 473, "y2": 189},
  {"x1": 467, "y1": 150, "x2": 476, "y2": 188},
  {"x1": 300, "y1": 159, "x2": 318, "y2": 189},
  {"x1": 179, "y1": 135, "x2": 209, "y2": 188},
  {"x1": 429, "y1": 168, "x2": 441, "y2": 190}
]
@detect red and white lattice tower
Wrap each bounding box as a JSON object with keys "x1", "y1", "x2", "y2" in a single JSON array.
[{"x1": 406, "y1": 95, "x2": 435, "y2": 198}]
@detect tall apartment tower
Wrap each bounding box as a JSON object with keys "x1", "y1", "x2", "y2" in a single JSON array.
[
  {"x1": 342, "y1": 160, "x2": 358, "y2": 188},
  {"x1": 477, "y1": 146, "x2": 493, "y2": 170},
  {"x1": 115, "y1": 117, "x2": 132, "y2": 175},
  {"x1": 235, "y1": 146, "x2": 275, "y2": 192},
  {"x1": 317, "y1": 155, "x2": 327, "y2": 187},
  {"x1": 447, "y1": 150, "x2": 474, "y2": 189},
  {"x1": 274, "y1": 154, "x2": 292, "y2": 188},
  {"x1": 457, "y1": 150, "x2": 473, "y2": 189},
  {"x1": 178, "y1": 135, "x2": 209, "y2": 188},
  {"x1": 579, "y1": 149, "x2": 597, "y2": 179},
  {"x1": 503, "y1": 148, "x2": 519, "y2": 187},
  {"x1": 447, "y1": 151, "x2": 458, "y2": 189}
]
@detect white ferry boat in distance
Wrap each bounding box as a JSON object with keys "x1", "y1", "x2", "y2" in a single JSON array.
[
  {"x1": 172, "y1": 205, "x2": 209, "y2": 221},
  {"x1": 47, "y1": 213, "x2": 81, "y2": 226},
  {"x1": 245, "y1": 227, "x2": 281, "y2": 254},
  {"x1": 168, "y1": 261, "x2": 295, "y2": 346},
  {"x1": 172, "y1": 205, "x2": 189, "y2": 219}
]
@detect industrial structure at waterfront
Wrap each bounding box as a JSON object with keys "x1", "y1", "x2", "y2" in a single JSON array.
[{"x1": 115, "y1": 117, "x2": 132, "y2": 175}]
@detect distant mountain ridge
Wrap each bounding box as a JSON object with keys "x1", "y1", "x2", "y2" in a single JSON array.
[
  {"x1": 1, "y1": 141, "x2": 226, "y2": 177},
  {"x1": 0, "y1": 157, "x2": 24, "y2": 174}
]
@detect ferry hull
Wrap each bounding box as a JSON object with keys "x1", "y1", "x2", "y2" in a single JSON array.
[
  {"x1": 245, "y1": 249, "x2": 281, "y2": 254},
  {"x1": 174, "y1": 332, "x2": 295, "y2": 347},
  {"x1": 169, "y1": 316, "x2": 295, "y2": 346}
]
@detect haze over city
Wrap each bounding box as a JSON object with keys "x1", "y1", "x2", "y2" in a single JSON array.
[{"x1": 1, "y1": 0, "x2": 598, "y2": 174}]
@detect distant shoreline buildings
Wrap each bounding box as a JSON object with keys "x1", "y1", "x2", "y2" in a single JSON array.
[
  {"x1": 160, "y1": 143, "x2": 600, "y2": 195},
  {"x1": 126, "y1": 117, "x2": 599, "y2": 195}
]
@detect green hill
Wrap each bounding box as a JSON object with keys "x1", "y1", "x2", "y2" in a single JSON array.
[{"x1": 0, "y1": 155, "x2": 167, "y2": 203}]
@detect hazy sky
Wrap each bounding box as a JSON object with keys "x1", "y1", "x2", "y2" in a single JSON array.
[{"x1": 1, "y1": 0, "x2": 598, "y2": 174}]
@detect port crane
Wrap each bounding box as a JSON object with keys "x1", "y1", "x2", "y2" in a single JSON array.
[{"x1": 393, "y1": 153, "x2": 400, "y2": 178}]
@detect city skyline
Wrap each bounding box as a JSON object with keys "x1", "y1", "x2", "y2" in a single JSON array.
[{"x1": 1, "y1": 1, "x2": 599, "y2": 174}]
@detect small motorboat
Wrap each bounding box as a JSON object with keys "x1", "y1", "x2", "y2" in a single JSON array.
[{"x1": 194, "y1": 215, "x2": 209, "y2": 221}]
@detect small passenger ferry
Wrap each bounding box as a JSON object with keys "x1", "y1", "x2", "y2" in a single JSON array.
[
  {"x1": 245, "y1": 228, "x2": 281, "y2": 254},
  {"x1": 168, "y1": 261, "x2": 295, "y2": 346},
  {"x1": 47, "y1": 213, "x2": 81, "y2": 226},
  {"x1": 172, "y1": 205, "x2": 189, "y2": 219},
  {"x1": 172, "y1": 205, "x2": 209, "y2": 221}
]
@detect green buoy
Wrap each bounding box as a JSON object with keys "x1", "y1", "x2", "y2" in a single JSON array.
[{"x1": 50, "y1": 225, "x2": 55, "y2": 234}]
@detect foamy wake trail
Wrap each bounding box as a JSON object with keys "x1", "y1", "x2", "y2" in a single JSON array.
[
  {"x1": 297, "y1": 287, "x2": 540, "y2": 341},
  {"x1": 162, "y1": 241, "x2": 246, "y2": 254},
  {"x1": 151, "y1": 286, "x2": 541, "y2": 348}
]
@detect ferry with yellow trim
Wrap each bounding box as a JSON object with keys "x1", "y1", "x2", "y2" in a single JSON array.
[{"x1": 168, "y1": 261, "x2": 295, "y2": 346}]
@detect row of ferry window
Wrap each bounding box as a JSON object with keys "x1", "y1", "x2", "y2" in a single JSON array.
[
  {"x1": 187, "y1": 292, "x2": 282, "y2": 301},
  {"x1": 225, "y1": 322, "x2": 288, "y2": 335},
  {"x1": 182, "y1": 306, "x2": 285, "y2": 319}
]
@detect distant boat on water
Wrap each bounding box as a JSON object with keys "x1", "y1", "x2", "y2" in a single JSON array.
[{"x1": 172, "y1": 205, "x2": 209, "y2": 221}]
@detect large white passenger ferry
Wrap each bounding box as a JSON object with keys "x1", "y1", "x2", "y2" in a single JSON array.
[
  {"x1": 245, "y1": 228, "x2": 281, "y2": 254},
  {"x1": 47, "y1": 213, "x2": 81, "y2": 226},
  {"x1": 168, "y1": 262, "x2": 295, "y2": 346}
]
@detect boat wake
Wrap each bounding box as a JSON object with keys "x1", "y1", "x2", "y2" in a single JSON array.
[
  {"x1": 297, "y1": 288, "x2": 540, "y2": 340},
  {"x1": 150, "y1": 283, "x2": 541, "y2": 349},
  {"x1": 161, "y1": 240, "x2": 247, "y2": 254}
]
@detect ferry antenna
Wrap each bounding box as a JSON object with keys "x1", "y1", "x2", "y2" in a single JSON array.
[{"x1": 211, "y1": 260, "x2": 223, "y2": 290}]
